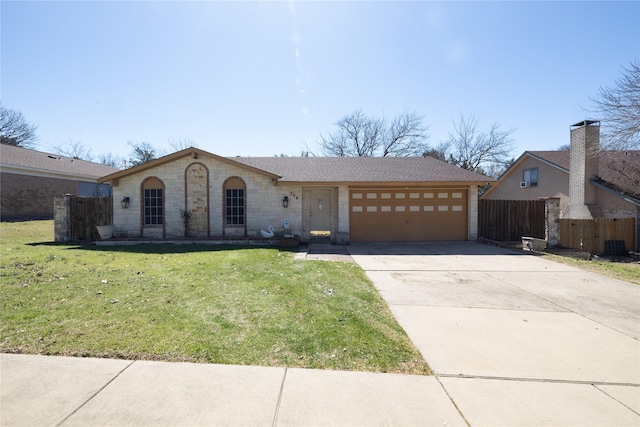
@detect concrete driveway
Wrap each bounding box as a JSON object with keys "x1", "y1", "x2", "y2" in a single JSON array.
[{"x1": 348, "y1": 241, "x2": 640, "y2": 426}]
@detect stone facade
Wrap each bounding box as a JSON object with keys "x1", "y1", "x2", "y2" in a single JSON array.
[
  {"x1": 53, "y1": 195, "x2": 71, "y2": 242},
  {"x1": 467, "y1": 185, "x2": 478, "y2": 240},
  {"x1": 111, "y1": 156, "x2": 304, "y2": 239},
  {"x1": 104, "y1": 150, "x2": 484, "y2": 243},
  {"x1": 543, "y1": 197, "x2": 560, "y2": 247}
]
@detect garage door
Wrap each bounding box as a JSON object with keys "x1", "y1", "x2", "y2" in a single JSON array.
[{"x1": 349, "y1": 189, "x2": 468, "y2": 241}]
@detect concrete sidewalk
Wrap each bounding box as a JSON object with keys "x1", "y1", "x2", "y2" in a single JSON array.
[
  {"x1": 2, "y1": 241, "x2": 639, "y2": 426},
  {"x1": 1, "y1": 353, "x2": 465, "y2": 426}
]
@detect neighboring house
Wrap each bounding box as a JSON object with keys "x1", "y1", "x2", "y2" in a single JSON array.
[
  {"x1": 482, "y1": 121, "x2": 640, "y2": 220},
  {"x1": 1, "y1": 144, "x2": 119, "y2": 220},
  {"x1": 97, "y1": 147, "x2": 492, "y2": 242}
]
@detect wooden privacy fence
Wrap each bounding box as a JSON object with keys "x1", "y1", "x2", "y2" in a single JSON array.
[
  {"x1": 55, "y1": 195, "x2": 113, "y2": 242},
  {"x1": 478, "y1": 199, "x2": 546, "y2": 241},
  {"x1": 558, "y1": 218, "x2": 635, "y2": 255}
]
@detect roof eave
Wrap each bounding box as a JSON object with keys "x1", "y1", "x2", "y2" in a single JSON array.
[
  {"x1": 278, "y1": 180, "x2": 494, "y2": 186},
  {"x1": 526, "y1": 152, "x2": 569, "y2": 173},
  {"x1": 1, "y1": 164, "x2": 106, "y2": 182}
]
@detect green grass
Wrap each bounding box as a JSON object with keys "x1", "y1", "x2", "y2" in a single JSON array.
[
  {"x1": 0, "y1": 221, "x2": 430, "y2": 375},
  {"x1": 540, "y1": 252, "x2": 640, "y2": 285}
]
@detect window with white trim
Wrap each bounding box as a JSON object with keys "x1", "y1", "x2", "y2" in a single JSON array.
[{"x1": 523, "y1": 168, "x2": 538, "y2": 187}]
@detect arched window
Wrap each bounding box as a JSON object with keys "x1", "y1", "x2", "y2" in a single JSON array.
[
  {"x1": 223, "y1": 177, "x2": 246, "y2": 227},
  {"x1": 142, "y1": 177, "x2": 164, "y2": 227}
]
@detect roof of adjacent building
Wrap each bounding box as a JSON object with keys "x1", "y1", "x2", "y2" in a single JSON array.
[
  {"x1": 98, "y1": 147, "x2": 493, "y2": 185},
  {"x1": 1, "y1": 144, "x2": 120, "y2": 180},
  {"x1": 492, "y1": 149, "x2": 640, "y2": 201}
]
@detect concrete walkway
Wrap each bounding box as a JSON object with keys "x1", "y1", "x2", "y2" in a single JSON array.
[{"x1": 2, "y1": 241, "x2": 639, "y2": 426}]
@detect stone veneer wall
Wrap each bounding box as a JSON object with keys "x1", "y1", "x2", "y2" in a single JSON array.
[
  {"x1": 111, "y1": 156, "x2": 304, "y2": 239},
  {"x1": 467, "y1": 185, "x2": 478, "y2": 240},
  {"x1": 544, "y1": 198, "x2": 560, "y2": 247},
  {"x1": 336, "y1": 185, "x2": 350, "y2": 238},
  {"x1": 53, "y1": 195, "x2": 71, "y2": 242}
]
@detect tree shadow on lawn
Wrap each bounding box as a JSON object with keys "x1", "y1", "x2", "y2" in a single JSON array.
[{"x1": 28, "y1": 241, "x2": 302, "y2": 255}]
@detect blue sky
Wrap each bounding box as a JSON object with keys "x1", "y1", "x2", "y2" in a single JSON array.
[{"x1": 2, "y1": 1, "x2": 639, "y2": 161}]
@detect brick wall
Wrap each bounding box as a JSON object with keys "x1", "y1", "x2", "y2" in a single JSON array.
[
  {"x1": 1, "y1": 172, "x2": 79, "y2": 220},
  {"x1": 565, "y1": 122, "x2": 601, "y2": 218}
]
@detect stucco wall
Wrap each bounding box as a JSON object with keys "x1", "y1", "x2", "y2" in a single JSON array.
[
  {"x1": 111, "y1": 156, "x2": 304, "y2": 238},
  {"x1": 595, "y1": 187, "x2": 636, "y2": 218},
  {"x1": 483, "y1": 157, "x2": 570, "y2": 212}
]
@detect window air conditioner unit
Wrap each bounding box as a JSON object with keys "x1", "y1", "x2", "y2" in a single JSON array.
[{"x1": 520, "y1": 181, "x2": 530, "y2": 188}]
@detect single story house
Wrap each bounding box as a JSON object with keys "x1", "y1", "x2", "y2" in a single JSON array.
[
  {"x1": 0, "y1": 144, "x2": 119, "y2": 220},
  {"x1": 97, "y1": 147, "x2": 493, "y2": 242},
  {"x1": 482, "y1": 121, "x2": 640, "y2": 219}
]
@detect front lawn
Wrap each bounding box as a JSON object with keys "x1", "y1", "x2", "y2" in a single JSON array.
[
  {"x1": 540, "y1": 251, "x2": 640, "y2": 285},
  {"x1": 0, "y1": 221, "x2": 430, "y2": 375}
]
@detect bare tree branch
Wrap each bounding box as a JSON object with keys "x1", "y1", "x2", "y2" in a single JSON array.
[
  {"x1": 589, "y1": 61, "x2": 640, "y2": 150},
  {"x1": 0, "y1": 104, "x2": 38, "y2": 148},
  {"x1": 128, "y1": 141, "x2": 163, "y2": 166},
  {"x1": 97, "y1": 152, "x2": 124, "y2": 168},
  {"x1": 443, "y1": 114, "x2": 516, "y2": 176},
  {"x1": 169, "y1": 138, "x2": 198, "y2": 151},
  {"x1": 51, "y1": 139, "x2": 93, "y2": 161},
  {"x1": 319, "y1": 109, "x2": 429, "y2": 157},
  {"x1": 383, "y1": 111, "x2": 430, "y2": 157}
]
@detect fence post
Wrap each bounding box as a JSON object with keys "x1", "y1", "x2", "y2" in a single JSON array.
[
  {"x1": 54, "y1": 194, "x2": 72, "y2": 242},
  {"x1": 636, "y1": 207, "x2": 640, "y2": 251},
  {"x1": 543, "y1": 198, "x2": 560, "y2": 247}
]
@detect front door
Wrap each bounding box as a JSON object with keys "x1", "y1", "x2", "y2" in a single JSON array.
[{"x1": 309, "y1": 189, "x2": 332, "y2": 234}]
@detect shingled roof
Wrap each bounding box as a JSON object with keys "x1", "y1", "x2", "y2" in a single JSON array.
[
  {"x1": 98, "y1": 147, "x2": 492, "y2": 185},
  {"x1": 231, "y1": 156, "x2": 492, "y2": 184},
  {"x1": 527, "y1": 151, "x2": 570, "y2": 171},
  {"x1": 1, "y1": 144, "x2": 120, "y2": 180}
]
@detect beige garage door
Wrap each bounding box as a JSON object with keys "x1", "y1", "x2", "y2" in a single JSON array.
[{"x1": 349, "y1": 188, "x2": 468, "y2": 241}]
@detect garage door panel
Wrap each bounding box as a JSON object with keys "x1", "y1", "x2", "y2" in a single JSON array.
[{"x1": 350, "y1": 189, "x2": 468, "y2": 242}]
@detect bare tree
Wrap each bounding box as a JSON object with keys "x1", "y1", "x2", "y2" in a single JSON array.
[
  {"x1": 319, "y1": 109, "x2": 429, "y2": 157},
  {"x1": 0, "y1": 104, "x2": 38, "y2": 148},
  {"x1": 557, "y1": 144, "x2": 570, "y2": 151},
  {"x1": 422, "y1": 142, "x2": 449, "y2": 161},
  {"x1": 383, "y1": 111, "x2": 430, "y2": 157},
  {"x1": 169, "y1": 138, "x2": 198, "y2": 151},
  {"x1": 441, "y1": 114, "x2": 516, "y2": 176},
  {"x1": 589, "y1": 62, "x2": 640, "y2": 150},
  {"x1": 97, "y1": 152, "x2": 124, "y2": 168},
  {"x1": 128, "y1": 141, "x2": 162, "y2": 166},
  {"x1": 51, "y1": 139, "x2": 93, "y2": 161}
]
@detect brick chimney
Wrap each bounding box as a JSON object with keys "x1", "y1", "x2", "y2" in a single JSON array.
[{"x1": 564, "y1": 120, "x2": 601, "y2": 219}]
